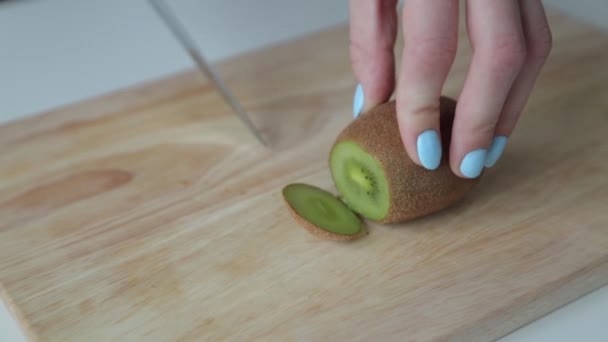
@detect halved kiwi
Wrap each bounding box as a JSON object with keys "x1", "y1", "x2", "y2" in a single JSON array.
[
  {"x1": 282, "y1": 183, "x2": 367, "y2": 241},
  {"x1": 329, "y1": 96, "x2": 480, "y2": 223},
  {"x1": 282, "y1": 96, "x2": 481, "y2": 239}
]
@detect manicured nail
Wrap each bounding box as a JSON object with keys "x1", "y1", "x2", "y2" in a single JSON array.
[
  {"x1": 353, "y1": 83, "x2": 364, "y2": 118},
  {"x1": 459, "y1": 148, "x2": 488, "y2": 178},
  {"x1": 484, "y1": 136, "x2": 508, "y2": 168},
  {"x1": 416, "y1": 129, "x2": 442, "y2": 170}
]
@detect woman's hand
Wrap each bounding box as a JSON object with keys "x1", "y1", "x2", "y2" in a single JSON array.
[{"x1": 349, "y1": 0, "x2": 552, "y2": 178}]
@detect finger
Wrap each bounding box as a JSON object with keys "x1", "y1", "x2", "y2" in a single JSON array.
[
  {"x1": 485, "y1": 0, "x2": 553, "y2": 167},
  {"x1": 450, "y1": 0, "x2": 527, "y2": 178},
  {"x1": 396, "y1": 0, "x2": 459, "y2": 170},
  {"x1": 349, "y1": 0, "x2": 399, "y2": 118}
]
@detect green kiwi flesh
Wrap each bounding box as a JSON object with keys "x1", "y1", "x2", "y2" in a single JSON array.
[
  {"x1": 329, "y1": 141, "x2": 390, "y2": 221},
  {"x1": 282, "y1": 183, "x2": 363, "y2": 238}
]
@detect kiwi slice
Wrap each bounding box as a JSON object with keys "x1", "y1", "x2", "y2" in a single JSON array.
[
  {"x1": 329, "y1": 96, "x2": 481, "y2": 223},
  {"x1": 282, "y1": 183, "x2": 366, "y2": 241}
]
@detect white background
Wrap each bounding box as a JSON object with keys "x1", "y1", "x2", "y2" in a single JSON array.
[{"x1": 1, "y1": 1, "x2": 607, "y2": 341}]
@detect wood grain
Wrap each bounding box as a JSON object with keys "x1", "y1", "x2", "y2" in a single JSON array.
[{"x1": 1, "y1": 7, "x2": 608, "y2": 342}]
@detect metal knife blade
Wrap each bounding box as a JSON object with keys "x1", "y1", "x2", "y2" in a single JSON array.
[{"x1": 148, "y1": 0, "x2": 267, "y2": 146}]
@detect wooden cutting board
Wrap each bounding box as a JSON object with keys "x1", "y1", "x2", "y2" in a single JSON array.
[{"x1": 1, "y1": 7, "x2": 608, "y2": 342}]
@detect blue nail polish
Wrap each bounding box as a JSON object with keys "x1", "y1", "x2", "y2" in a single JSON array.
[
  {"x1": 353, "y1": 83, "x2": 364, "y2": 118},
  {"x1": 417, "y1": 129, "x2": 442, "y2": 170},
  {"x1": 484, "y1": 136, "x2": 508, "y2": 168},
  {"x1": 460, "y1": 149, "x2": 488, "y2": 178}
]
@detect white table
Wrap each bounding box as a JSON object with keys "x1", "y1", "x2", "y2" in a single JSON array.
[{"x1": 1, "y1": 1, "x2": 607, "y2": 341}]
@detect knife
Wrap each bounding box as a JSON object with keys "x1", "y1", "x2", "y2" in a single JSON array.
[{"x1": 148, "y1": 0, "x2": 268, "y2": 146}]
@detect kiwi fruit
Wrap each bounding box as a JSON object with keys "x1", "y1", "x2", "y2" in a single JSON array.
[
  {"x1": 282, "y1": 95, "x2": 480, "y2": 239},
  {"x1": 282, "y1": 183, "x2": 367, "y2": 241},
  {"x1": 329, "y1": 96, "x2": 480, "y2": 224}
]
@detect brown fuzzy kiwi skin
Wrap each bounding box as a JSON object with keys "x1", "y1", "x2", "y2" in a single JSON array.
[
  {"x1": 281, "y1": 186, "x2": 368, "y2": 241},
  {"x1": 330, "y1": 96, "x2": 481, "y2": 224}
]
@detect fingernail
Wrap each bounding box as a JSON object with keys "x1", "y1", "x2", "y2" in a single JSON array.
[
  {"x1": 484, "y1": 136, "x2": 508, "y2": 168},
  {"x1": 459, "y1": 148, "x2": 488, "y2": 178},
  {"x1": 353, "y1": 83, "x2": 364, "y2": 118},
  {"x1": 416, "y1": 129, "x2": 442, "y2": 170}
]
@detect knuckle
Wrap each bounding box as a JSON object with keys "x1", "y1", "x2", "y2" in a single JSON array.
[
  {"x1": 528, "y1": 24, "x2": 553, "y2": 62},
  {"x1": 468, "y1": 119, "x2": 498, "y2": 138},
  {"x1": 406, "y1": 34, "x2": 457, "y2": 65},
  {"x1": 350, "y1": 38, "x2": 393, "y2": 68},
  {"x1": 396, "y1": 98, "x2": 440, "y2": 126},
  {"x1": 494, "y1": 120, "x2": 516, "y2": 137},
  {"x1": 349, "y1": 39, "x2": 368, "y2": 66},
  {"x1": 484, "y1": 34, "x2": 527, "y2": 72},
  {"x1": 410, "y1": 103, "x2": 441, "y2": 118}
]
